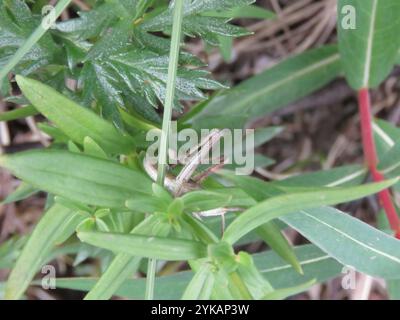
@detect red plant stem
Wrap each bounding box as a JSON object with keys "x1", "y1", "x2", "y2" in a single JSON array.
[{"x1": 358, "y1": 88, "x2": 400, "y2": 239}]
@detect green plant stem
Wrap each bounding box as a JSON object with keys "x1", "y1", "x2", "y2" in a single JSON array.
[
  {"x1": 0, "y1": 0, "x2": 72, "y2": 86},
  {"x1": 156, "y1": 0, "x2": 185, "y2": 185},
  {"x1": 358, "y1": 88, "x2": 400, "y2": 238},
  {"x1": 145, "y1": 0, "x2": 185, "y2": 300}
]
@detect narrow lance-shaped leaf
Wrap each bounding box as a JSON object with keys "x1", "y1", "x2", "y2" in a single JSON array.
[
  {"x1": 182, "y1": 262, "x2": 215, "y2": 300},
  {"x1": 5, "y1": 204, "x2": 75, "y2": 300},
  {"x1": 256, "y1": 222, "x2": 303, "y2": 275},
  {"x1": 15, "y1": 76, "x2": 135, "y2": 154},
  {"x1": 188, "y1": 45, "x2": 341, "y2": 129},
  {"x1": 223, "y1": 179, "x2": 397, "y2": 244},
  {"x1": 282, "y1": 207, "x2": 400, "y2": 279},
  {"x1": 338, "y1": 0, "x2": 400, "y2": 89},
  {"x1": 77, "y1": 232, "x2": 207, "y2": 261},
  {"x1": 0, "y1": 182, "x2": 38, "y2": 205},
  {"x1": 0, "y1": 150, "x2": 153, "y2": 208},
  {"x1": 235, "y1": 252, "x2": 274, "y2": 299}
]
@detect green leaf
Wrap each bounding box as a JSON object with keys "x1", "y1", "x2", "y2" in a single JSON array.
[
  {"x1": 53, "y1": 244, "x2": 342, "y2": 299},
  {"x1": 373, "y1": 119, "x2": 398, "y2": 155},
  {"x1": 256, "y1": 222, "x2": 303, "y2": 275},
  {"x1": 15, "y1": 76, "x2": 135, "y2": 154},
  {"x1": 188, "y1": 45, "x2": 341, "y2": 129},
  {"x1": 203, "y1": 187, "x2": 257, "y2": 208},
  {"x1": 182, "y1": 213, "x2": 219, "y2": 244},
  {"x1": 0, "y1": 150, "x2": 153, "y2": 208},
  {"x1": 235, "y1": 252, "x2": 273, "y2": 299},
  {"x1": 141, "y1": 0, "x2": 252, "y2": 45},
  {"x1": 0, "y1": 105, "x2": 38, "y2": 122},
  {"x1": 82, "y1": 136, "x2": 108, "y2": 159},
  {"x1": 55, "y1": 2, "x2": 120, "y2": 39},
  {"x1": 0, "y1": 235, "x2": 26, "y2": 269},
  {"x1": 262, "y1": 279, "x2": 316, "y2": 300},
  {"x1": 373, "y1": 120, "x2": 400, "y2": 192},
  {"x1": 181, "y1": 190, "x2": 232, "y2": 212},
  {"x1": 0, "y1": 182, "x2": 38, "y2": 205},
  {"x1": 5, "y1": 204, "x2": 74, "y2": 300},
  {"x1": 202, "y1": 5, "x2": 275, "y2": 19},
  {"x1": 77, "y1": 231, "x2": 207, "y2": 261},
  {"x1": 223, "y1": 179, "x2": 397, "y2": 244},
  {"x1": 126, "y1": 196, "x2": 170, "y2": 214},
  {"x1": 80, "y1": 47, "x2": 224, "y2": 124},
  {"x1": 282, "y1": 206, "x2": 400, "y2": 279},
  {"x1": 272, "y1": 165, "x2": 367, "y2": 189},
  {"x1": 84, "y1": 215, "x2": 164, "y2": 300},
  {"x1": 37, "y1": 123, "x2": 69, "y2": 143},
  {"x1": 338, "y1": 0, "x2": 400, "y2": 89},
  {"x1": 0, "y1": 0, "x2": 60, "y2": 83},
  {"x1": 378, "y1": 141, "x2": 400, "y2": 175},
  {"x1": 182, "y1": 262, "x2": 215, "y2": 300},
  {"x1": 85, "y1": 254, "x2": 141, "y2": 300},
  {"x1": 218, "y1": 170, "x2": 284, "y2": 199},
  {"x1": 387, "y1": 280, "x2": 400, "y2": 300}
]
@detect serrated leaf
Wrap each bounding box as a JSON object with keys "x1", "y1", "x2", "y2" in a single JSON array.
[
  {"x1": 0, "y1": 150, "x2": 153, "y2": 208},
  {"x1": 141, "y1": 0, "x2": 253, "y2": 45},
  {"x1": 338, "y1": 0, "x2": 400, "y2": 89},
  {"x1": 80, "y1": 47, "x2": 224, "y2": 122},
  {"x1": 55, "y1": 2, "x2": 122, "y2": 39},
  {"x1": 0, "y1": 0, "x2": 59, "y2": 79}
]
